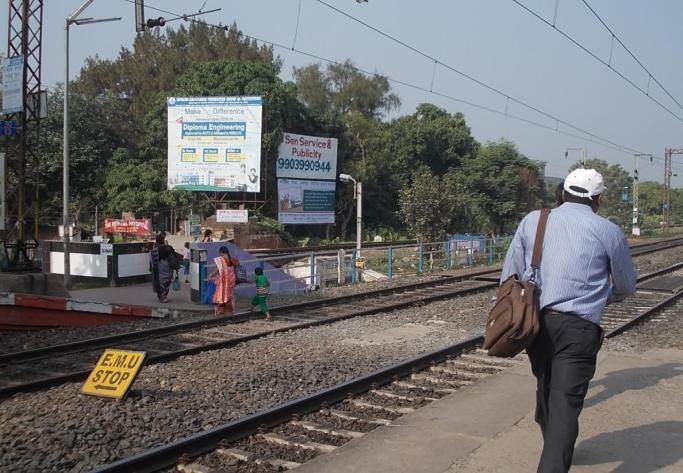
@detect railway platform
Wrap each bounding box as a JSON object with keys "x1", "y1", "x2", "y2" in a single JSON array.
[
  {"x1": 70, "y1": 281, "x2": 208, "y2": 314},
  {"x1": 294, "y1": 348, "x2": 683, "y2": 473}
]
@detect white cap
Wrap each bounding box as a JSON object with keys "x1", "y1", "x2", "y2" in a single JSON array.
[{"x1": 563, "y1": 168, "x2": 606, "y2": 200}]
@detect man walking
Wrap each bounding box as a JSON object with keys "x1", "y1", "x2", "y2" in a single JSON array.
[{"x1": 501, "y1": 168, "x2": 637, "y2": 473}]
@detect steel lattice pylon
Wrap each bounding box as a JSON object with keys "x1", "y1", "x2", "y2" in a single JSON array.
[
  {"x1": 663, "y1": 148, "x2": 683, "y2": 233},
  {"x1": 5, "y1": 0, "x2": 44, "y2": 244}
]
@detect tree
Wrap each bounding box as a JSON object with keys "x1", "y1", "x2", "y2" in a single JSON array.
[
  {"x1": 293, "y1": 60, "x2": 399, "y2": 120},
  {"x1": 37, "y1": 86, "x2": 131, "y2": 226},
  {"x1": 74, "y1": 22, "x2": 278, "y2": 133},
  {"x1": 100, "y1": 59, "x2": 309, "y2": 220},
  {"x1": 399, "y1": 168, "x2": 456, "y2": 242},
  {"x1": 569, "y1": 159, "x2": 632, "y2": 228},
  {"x1": 386, "y1": 103, "x2": 479, "y2": 187},
  {"x1": 462, "y1": 140, "x2": 544, "y2": 236}
]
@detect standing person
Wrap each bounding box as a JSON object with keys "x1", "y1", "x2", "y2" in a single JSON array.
[
  {"x1": 201, "y1": 229, "x2": 213, "y2": 243},
  {"x1": 555, "y1": 181, "x2": 565, "y2": 207},
  {"x1": 149, "y1": 232, "x2": 177, "y2": 303},
  {"x1": 251, "y1": 267, "x2": 272, "y2": 320},
  {"x1": 500, "y1": 168, "x2": 636, "y2": 473},
  {"x1": 208, "y1": 246, "x2": 236, "y2": 315},
  {"x1": 182, "y1": 242, "x2": 191, "y2": 283}
]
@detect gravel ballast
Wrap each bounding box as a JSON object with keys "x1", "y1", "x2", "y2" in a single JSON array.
[
  {"x1": 604, "y1": 300, "x2": 683, "y2": 352},
  {"x1": 0, "y1": 291, "x2": 491, "y2": 472}
]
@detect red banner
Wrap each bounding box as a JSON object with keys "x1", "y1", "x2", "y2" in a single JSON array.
[{"x1": 104, "y1": 218, "x2": 151, "y2": 235}]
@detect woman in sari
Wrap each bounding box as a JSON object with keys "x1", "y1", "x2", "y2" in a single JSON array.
[
  {"x1": 208, "y1": 246, "x2": 237, "y2": 315},
  {"x1": 150, "y1": 233, "x2": 175, "y2": 303}
]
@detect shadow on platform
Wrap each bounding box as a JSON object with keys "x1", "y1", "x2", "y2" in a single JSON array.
[
  {"x1": 585, "y1": 362, "x2": 683, "y2": 408},
  {"x1": 573, "y1": 421, "x2": 683, "y2": 473}
]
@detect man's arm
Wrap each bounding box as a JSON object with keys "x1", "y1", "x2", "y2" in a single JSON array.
[
  {"x1": 500, "y1": 218, "x2": 527, "y2": 284},
  {"x1": 607, "y1": 230, "x2": 637, "y2": 303}
]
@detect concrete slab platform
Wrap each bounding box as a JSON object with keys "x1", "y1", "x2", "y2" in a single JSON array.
[
  {"x1": 70, "y1": 281, "x2": 211, "y2": 314},
  {"x1": 294, "y1": 349, "x2": 683, "y2": 473}
]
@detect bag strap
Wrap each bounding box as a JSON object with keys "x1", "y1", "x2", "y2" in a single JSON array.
[{"x1": 529, "y1": 208, "x2": 550, "y2": 281}]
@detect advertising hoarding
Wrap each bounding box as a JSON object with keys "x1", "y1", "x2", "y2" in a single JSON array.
[
  {"x1": 278, "y1": 178, "x2": 335, "y2": 225},
  {"x1": 277, "y1": 132, "x2": 338, "y2": 180},
  {"x1": 2, "y1": 56, "x2": 23, "y2": 114},
  {"x1": 216, "y1": 209, "x2": 249, "y2": 223},
  {"x1": 0, "y1": 153, "x2": 4, "y2": 231},
  {"x1": 104, "y1": 218, "x2": 151, "y2": 235},
  {"x1": 167, "y1": 96, "x2": 262, "y2": 192}
]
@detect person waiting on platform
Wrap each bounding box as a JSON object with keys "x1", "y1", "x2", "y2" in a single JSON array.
[
  {"x1": 150, "y1": 233, "x2": 179, "y2": 303},
  {"x1": 501, "y1": 168, "x2": 637, "y2": 473},
  {"x1": 207, "y1": 246, "x2": 236, "y2": 316},
  {"x1": 182, "y1": 242, "x2": 190, "y2": 283},
  {"x1": 251, "y1": 267, "x2": 272, "y2": 321}
]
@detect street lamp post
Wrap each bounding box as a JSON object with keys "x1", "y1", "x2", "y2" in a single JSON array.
[
  {"x1": 339, "y1": 173, "x2": 362, "y2": 256},
  {"x1": 63, "y1": 1, "x2": 120, "y2": 288}
]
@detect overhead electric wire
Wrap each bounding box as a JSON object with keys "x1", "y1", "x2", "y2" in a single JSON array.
[
  {"x1": 580, "y1": 0, "x2": 683, "y2": 112},
  {"x1": 121, "y1": 0, "x2": 666, "y2": 167},
  {"x1": 309, "y1": 0, "x2": 668, "y2": 159},
  {"x1": 509, "y1": 0, "x2": 683, "y2": 125}
]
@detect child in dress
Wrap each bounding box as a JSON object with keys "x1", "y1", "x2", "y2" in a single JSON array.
[{"x1": 251, "y1": 267, "x2": 272, "y2": 320}]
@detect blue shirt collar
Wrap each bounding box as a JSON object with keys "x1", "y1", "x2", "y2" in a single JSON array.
[{"x1": 560, "y1": 202, "x2": 594, "y2": 213}]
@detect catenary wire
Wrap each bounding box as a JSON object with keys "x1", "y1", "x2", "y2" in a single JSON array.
[
  {"x1": 118, "y1": 0, "x2": 668, "y2": 168},
  {"x1": 580, "y1": 0, "x2": 683, "y2": 112},
  {"x1": 310, "y1": 0, "x2": 677, "y2": 151},
  {"x1": 509, "y1": 0, "x2": 683, "y2": 125}
]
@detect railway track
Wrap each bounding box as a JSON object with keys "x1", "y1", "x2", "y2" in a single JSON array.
[
  {"x1": 91, "y1": 261, "x2": 683, "y2": 473},
  {"x1": 0, "y1": 269, "x2": 501, "y2": 398},
  {"x1": 1, "y1": 238, "x2": 680, "y2": 399}
]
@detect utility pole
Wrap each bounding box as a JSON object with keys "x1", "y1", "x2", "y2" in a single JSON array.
[
  {"x1": 631, "y1": 154, "x2": 651, "y2": 237},
  {"x1": 63, "y1": 1, "x2": 120, "y2": 288},
  {"x1": 662, "y1": 148, "x2": 683, "y2": 234},
  {"x1": 633, "y1": 154, "x2": 640, "y2": 236}
]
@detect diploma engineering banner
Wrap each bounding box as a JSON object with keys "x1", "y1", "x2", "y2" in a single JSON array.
[
  {"x1": 278, "y1": 179, "x2": 335, "y2": 225},
  {"x1": 167, "y1": 96, "x2": 262, "y2": 192}
]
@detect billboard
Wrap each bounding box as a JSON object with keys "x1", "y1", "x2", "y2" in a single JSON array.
[
  {"x1": 0, "y1": 153, "x2": 4, "y2": 231},
  {"x1": 167, "y1": 96, "x2": 262, "y2": 192},
  {"x1": 216, "y1": 209, "x2": 249, "y2": 223},
  {"x1": 278, "y1": 178, "x2": 335, "y2": 224},
  {"x1": 104, "y1": 218, "x2": 151, "y2": 235},
  {"x1": 277, "y1": 132, "x2": 338, "y2": 180},
  {"x1": 2, "y1": 56, "x2": 23, "y2": 114}
]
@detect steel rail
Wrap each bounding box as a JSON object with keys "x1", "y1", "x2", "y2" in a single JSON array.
[
  {"x1": 0, "y1": 267, "x2": 502, "y2": 365},
  {"x1": 0, "y1": 281, "x2": 497, "y2": 398},
  {"x1": 605, "y1": 290, "x2": 683, "y2": 338},
  {"x1": 88, "y1": 258, "x2": 683, "y2": 473},
  {"x1": 5, "y1": 237, "x2": 676, "y2": 365},
  {"x1": 91, "y1": 335, "x2": 484, "y2": 473}
]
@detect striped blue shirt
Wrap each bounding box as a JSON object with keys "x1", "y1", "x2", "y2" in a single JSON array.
[{"x1": 500, "y1": 203, "x2": 637, "y2": 325}]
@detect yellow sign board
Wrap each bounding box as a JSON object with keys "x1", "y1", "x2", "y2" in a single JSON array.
[{"x1": 81, "y1": 349, "x2": 146, "y2": 400}]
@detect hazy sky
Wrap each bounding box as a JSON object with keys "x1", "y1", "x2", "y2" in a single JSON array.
[{"x1": 3, "y1": 0, "x2": 683, "y2": 185}]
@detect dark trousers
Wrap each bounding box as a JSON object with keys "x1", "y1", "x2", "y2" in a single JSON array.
[{"x1": 527, "y1": 310, "x2": 603, "y2": 473}]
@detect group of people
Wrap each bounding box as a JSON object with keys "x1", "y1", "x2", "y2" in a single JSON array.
[{"x1": 149, "y1": 231, "x2": 272, "y2": 319}]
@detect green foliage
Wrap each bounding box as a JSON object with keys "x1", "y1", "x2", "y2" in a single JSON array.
[
  {"x1": 75, "y1": 22, "x2": 278, "y2": 131},
  {"x1": 463, "y1": 140, "x2": 544, "y2": 236},
  {"x1": 293, "y1": 60, "x2": 400, "y2": 120},
  {"x1": 399, "y1": 168, "x2": 459, "y2": 242},
  {"x1": 40, "y1": 21, "x2": 554, "y2": 242},
  {"x1": 398, "y1": 140, "x2": 544, "y2": 240},
  {"x1": 387, "y1": 103, "x2": 479, "y2": 186}
]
